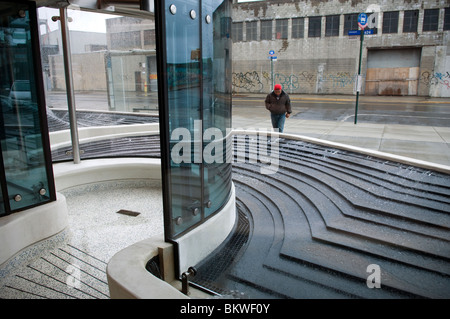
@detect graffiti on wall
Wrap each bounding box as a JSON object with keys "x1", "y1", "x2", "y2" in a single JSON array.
[
  {"x1": 232, "y1": 71, "x2": 263, "y2": 91},
  {"x1": 326, "y1": 72, "x2": 356, "y2": 88},
  {"x1": 420, "y1": 71, "x2": 450, "y2": 90},
  {"x1": 232, "y1": 69, "x2": 357, "y2": 93}
]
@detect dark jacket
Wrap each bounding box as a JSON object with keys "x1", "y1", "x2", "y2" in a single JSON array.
[{"x1": 265, "y1": 91, "x2": 292, "y2": 115}]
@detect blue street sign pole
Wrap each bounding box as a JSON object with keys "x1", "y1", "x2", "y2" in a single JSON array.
[
  {"x1": 355, "y1": 13, "x2": 368, "y2": 124},
  {"x1": 269, "y1": 50, "x2": 275, "y2": 88},
  {"x1": 355, "y1": 30, "x2": 364, "y2": 124},
  {"x1": 271, "y1": 57, "x2": 274, "y2": 88}
]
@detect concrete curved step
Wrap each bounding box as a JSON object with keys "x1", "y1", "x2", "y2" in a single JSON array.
[
  {"x1": 46, "y1": 111, "x2": 450, "y2": 298},
  {"x1": 194, "y1": 137, "x2": 450, "y2": 299}
]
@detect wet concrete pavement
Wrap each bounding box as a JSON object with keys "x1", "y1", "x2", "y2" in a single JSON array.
[{"x1": 232, "y1": 94, "x2": 450, "y2": 167}]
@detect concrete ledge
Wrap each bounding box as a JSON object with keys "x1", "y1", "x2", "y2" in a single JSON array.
[
  {"x1": 50, "y1": 123, "x2": 159, "y2": 150},
  {"x1": 176, "y1": 183, "x2": 236, "y2": 275},
  {"x1": 53, "y1": 158, "x2": 162, "y2": 191},
  {"x1": 0, "y1": 194, "x2": 69, "y2": 266},
  {"x1": 233, "y1": 129, "x2": 450, "y2": 174},
  {"x1": 107, "y1": 235, "x2": 189, "y2": 299},
  {"x1": 106, "y1": 184, "x2": 236, "y2": 299}
]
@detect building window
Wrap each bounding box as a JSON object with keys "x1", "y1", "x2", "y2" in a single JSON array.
[
  {"x1": 444, "y1": 7, "x2": 450, "y2": 31},
  {"x1": 246, "y1": 21, "x2": 257, "y2": 41},
  {"x1": 308, "y1": 16, "x2": 322, "y2": 38},
  {"x1": 275, "y1": 19, "x2": 288, "y2": 39},
  {"x1": 423, "y1": 9, "x2": 439, "y2": 32},
  {"x1": 382, "y1": 11, "x2": 399, "y2": 34},
  {"x1": 144, "y1": 29, "x2": 155, "y2": 45},
  {"x1": 325, "y1": 15, "x2": 340, "y2": 36},
  {"x1": 403, "y1": 10, "x2": 419, "y2": 33},
  {"x1": 292, "y1": 17, "x2": 304, "y2": 38},
  {"x1": 344, "y1": 13, "x2": 358, "y2": 34},
  {"x1": 232, "y1": 22, "x2": 243, "y2": 42},
  {"x1": 260, "y1": 20, "x2": 272, "y2": 40}
]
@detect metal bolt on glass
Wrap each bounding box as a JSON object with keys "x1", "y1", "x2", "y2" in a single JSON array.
[{"x1": 169, "y1": 4, "x2": 176, "y2": 15}]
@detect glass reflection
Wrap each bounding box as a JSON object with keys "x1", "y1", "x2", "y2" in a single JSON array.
[
  {"x1": 166, "y1": 0, "x2": 202, "y2": 237},
  {"x1": 202, "y1": 0, "x2": 232, "y2": 218},
  {"x1": 165, "y1": 0, "x2": 232, "y2": 238},
  {"x1": 0, "y1": 2, "x2": 53, "y2": 214}
]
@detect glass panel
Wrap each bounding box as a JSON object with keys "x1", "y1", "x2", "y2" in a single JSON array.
[
  {"x1": 0, "y1": 1, "x2": 52, "y2": 212},
  {"x1": 275, "y1": 19, "x2": 288, "y2": 39},
  {"x1": 245, "y1": 21, "x2": 257, "y2": 41},
  {"x1": 423, "y1": 9, "x2": 439, "y2": 32},
  {"x1": 232, "y1": 22, "x2": 242, "y2": 42},
  {"x1": 382, "y1": 11, "x2": 399, "y2": 34},
  {"x1": 166, "y1": 0, "x2": 202, "y2": 237},
  {"x1": 344, "y1": 13, "x2": 358, "y2": 35},
  {"x1": 403, "y1": 10, "x2": 419, "y2": 33},
  {"x1": 37, "y1": 8, "x2": 158, "y2": 162},
  {"x1": 260, "y1": 20, "x2": 272, "y2": 40},
  {"x1": 202, "y1": 0, "x2": 232, "y2": 218},
  {"x1": 292, "y1": 17, "x2": 304, "y2": 39},
  {"x1": 308, "y1": 16, "x2": 321, "y2": 38},
  {"x1": 445, "y1": 8, "x2": 450, "y2": 31},
  {"x1": 325, "y1": 15, "x2": 339, "y2": 37}
]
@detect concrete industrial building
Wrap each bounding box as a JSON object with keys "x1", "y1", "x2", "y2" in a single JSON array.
[{"x1": 231, "y1": 0, "x2": 450, "y2": 97}]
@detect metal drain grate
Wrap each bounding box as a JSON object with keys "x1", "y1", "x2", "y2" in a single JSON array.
[{"x1": 116, "y1": 209, "x2": 141, "y2": 217}]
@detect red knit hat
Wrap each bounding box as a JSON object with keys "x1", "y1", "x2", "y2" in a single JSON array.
[{"x1": 274, "y1": 84, "x2": 282, "y2": 90}]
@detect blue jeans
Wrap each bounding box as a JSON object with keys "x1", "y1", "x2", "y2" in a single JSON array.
[{"x1": 270, "y1": 113, "x2": 286, "y2": 133}]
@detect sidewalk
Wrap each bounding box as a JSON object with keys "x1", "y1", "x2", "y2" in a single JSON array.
[
  {"x1": 233, "y1": 93, "x2": 450, "y2": 103},
  {"x1": 232, "y1": 94, "x2": 450, "y2": 167}
]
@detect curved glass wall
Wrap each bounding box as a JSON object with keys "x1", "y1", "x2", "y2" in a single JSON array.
[
  {"x1": 202, "y1": 0, "x2": 232, "y2": 218},
  {"x1": 160, "y1": 0, "x2": 232, "y2": 239},
  {"x1": 0, "y1": 1, "x2": 55, "y2": 215}
]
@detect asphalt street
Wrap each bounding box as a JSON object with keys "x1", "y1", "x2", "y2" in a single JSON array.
[
  {"x1": 231, "y1": 93, "x2": 450, "y2": 167},
  {"x1": 45, "y1": 91, "x2": 450, "y2": 166},
  {"x1": 232, "y1": 93, "x2": 450, "y2": 127}
]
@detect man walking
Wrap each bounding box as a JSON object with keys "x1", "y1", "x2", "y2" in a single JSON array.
[{"x1": 265, "y1": 84, "x2": 292, "y2": 133}]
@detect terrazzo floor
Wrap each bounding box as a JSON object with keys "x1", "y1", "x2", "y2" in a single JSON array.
[{"x1": 0, "y1": 179, "x2": 164, "y2": 299}]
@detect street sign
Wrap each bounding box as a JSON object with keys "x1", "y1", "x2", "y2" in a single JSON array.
[
  {"x1": 348, "y1": 29, "x2": 374, "y2": 36},
  {"x1": 270, "y1": 56, "x2": 277, "y2": 61},
  {"x1": 269, "y1": 50, "x2": 275, "y2": 56},
  {"x1": 358, "y1": 13, "x2": 368, "y2": 29}
]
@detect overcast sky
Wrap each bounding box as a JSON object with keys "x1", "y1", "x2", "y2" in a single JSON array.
[{"x1": 38, "y1": 7, "x2": 116, "y2": 34}]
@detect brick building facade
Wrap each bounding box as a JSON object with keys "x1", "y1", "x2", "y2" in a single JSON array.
[{"x1": 231, "y1": 0, "x2": 450, "y2": 97}]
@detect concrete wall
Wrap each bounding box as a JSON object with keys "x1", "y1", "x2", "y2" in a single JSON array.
[
  {"x1": 232, "y1": 0, "x2": 450, "y2": 97},
  {"x1": 49, "y1": 51, "x2": 107, "y2": 91}
]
